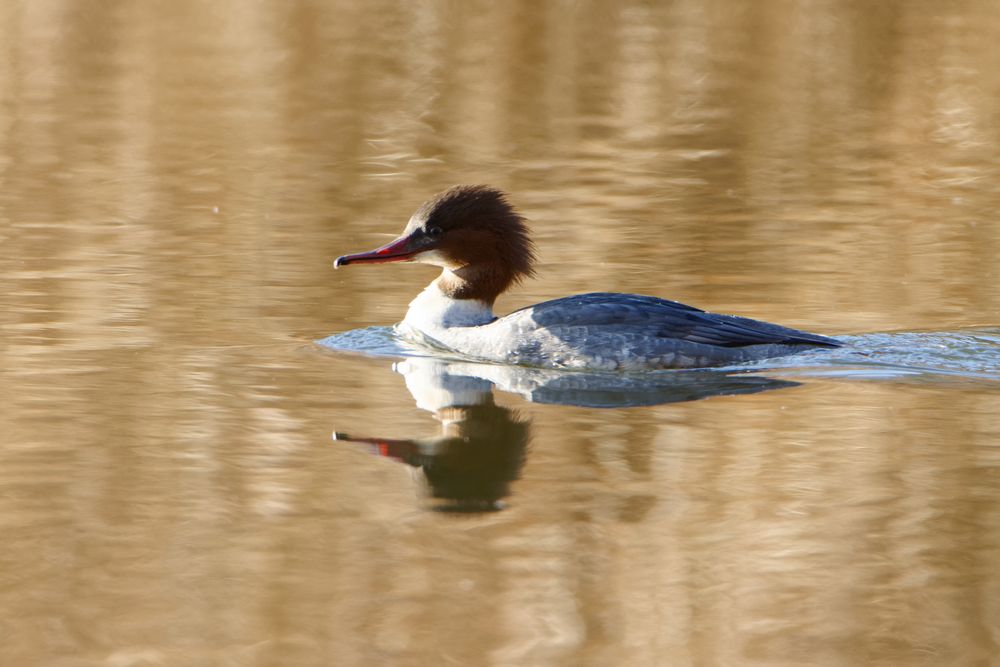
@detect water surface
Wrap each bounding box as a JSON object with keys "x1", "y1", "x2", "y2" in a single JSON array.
[{"x1": 2, "y1": 2, "x2": 1000, "y2": 665}]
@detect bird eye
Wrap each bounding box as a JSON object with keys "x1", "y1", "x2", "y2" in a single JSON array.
[{"x1": 427, "y1": 226, "x2": 443, "y2": 237}]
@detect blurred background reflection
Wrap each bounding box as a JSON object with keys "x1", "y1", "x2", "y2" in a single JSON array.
[{"x1": 1, "y1": 1, "x2": 999, "y2": 665}]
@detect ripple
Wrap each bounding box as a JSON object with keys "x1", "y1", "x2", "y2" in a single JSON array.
[
  {"x1": 736, "y1": 329, "x2": 1000, "y2": 381},
  {"x1": 318, "y1": 326, "x2": 1000, "y2": 382},
  {"x1": 316, "y1": 326, "x2": 406, "y2": 358}
]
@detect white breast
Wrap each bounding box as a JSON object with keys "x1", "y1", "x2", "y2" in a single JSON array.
[{"x1": 402, "y1": 284, "x2": 496, "y2": 331}]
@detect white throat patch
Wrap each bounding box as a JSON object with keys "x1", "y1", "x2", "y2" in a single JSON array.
[{"x1": 402, "y1": 282, "x2": 494, "y2": 332}]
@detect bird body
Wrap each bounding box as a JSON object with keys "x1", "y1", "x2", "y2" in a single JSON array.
[{"x1": 335, "y1": 185, "x2": 840, "y2": 370}]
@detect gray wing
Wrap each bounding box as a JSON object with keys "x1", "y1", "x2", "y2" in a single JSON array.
[{"x1": 511, "y1": 292, "x2": 841, "y2": 348}]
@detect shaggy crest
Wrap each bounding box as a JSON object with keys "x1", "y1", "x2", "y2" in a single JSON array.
[{"x1": 414, "y1": 185, "x2": 536, "y2": 302}]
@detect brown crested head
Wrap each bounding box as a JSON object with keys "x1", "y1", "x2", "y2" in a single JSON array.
[
  {"x1": 406, "y1": 185, "x2": 536, "y2": 302},
  {"x1": 334, "y1": 185, "x2": 536, "y2": 304}
]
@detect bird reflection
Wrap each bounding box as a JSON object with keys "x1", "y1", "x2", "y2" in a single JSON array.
[
  {"x1": 333, "y1": 358, "x2": 799, "y2": 512},
  {"x1": 334, "y1": 390, "x2": 528, "y2": 513}
]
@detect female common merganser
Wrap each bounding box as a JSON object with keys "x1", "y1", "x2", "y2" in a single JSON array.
[{"x1": 334, "y1": 185, "x2": 841, "y2": 370}]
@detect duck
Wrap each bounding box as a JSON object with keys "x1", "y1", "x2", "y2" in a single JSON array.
[{"x1": 334, "y1": 185, "x2": 841, "y2": 370}]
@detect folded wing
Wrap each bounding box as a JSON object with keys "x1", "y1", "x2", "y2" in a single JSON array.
[{"x1": 516, "y1": 292, "x2": 841, "y2": 348}]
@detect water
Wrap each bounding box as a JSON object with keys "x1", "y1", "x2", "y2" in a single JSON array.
[{"x1": 3, "y1": 1, "x2": 1000, "y2": 665}]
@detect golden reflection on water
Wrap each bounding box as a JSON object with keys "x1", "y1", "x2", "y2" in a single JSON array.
[{"x1": 2, "y1": 1, "x2": 1000, "y2": 665}]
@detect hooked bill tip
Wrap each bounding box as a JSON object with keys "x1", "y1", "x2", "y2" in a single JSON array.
[{"x1": 333, "y1": 256, "x2": 347, "y2": 269}]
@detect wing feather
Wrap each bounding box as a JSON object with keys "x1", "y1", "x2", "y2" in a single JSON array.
[{"x1": 512, "y1": 292, "x2": 840, "y2": 348}]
